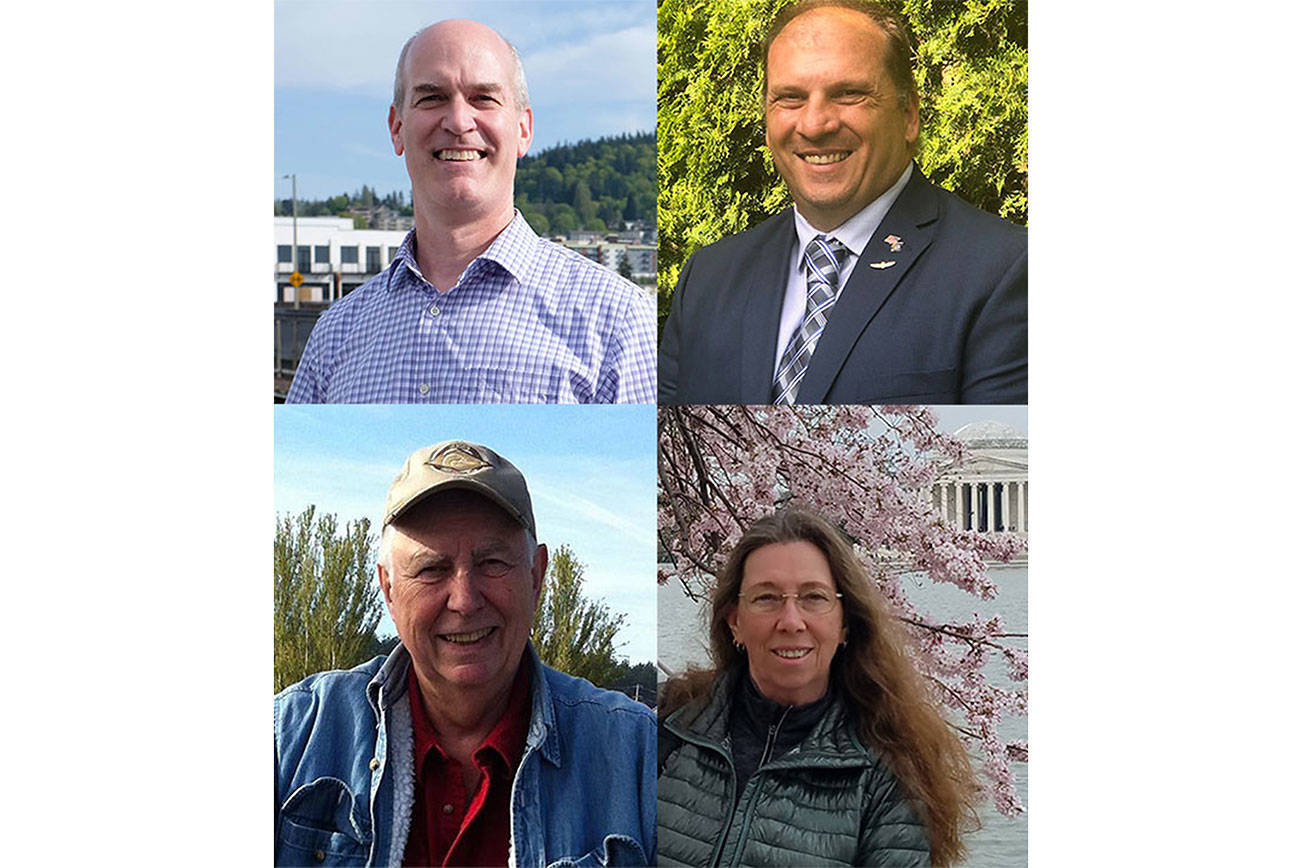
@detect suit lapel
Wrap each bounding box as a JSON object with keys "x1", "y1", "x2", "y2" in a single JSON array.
[
  {"x1": 738, "y1": 209, "x2": 796, "y2": 401},
  {"x1": 796, "y1": 171, "x2": 940, "y2": 403}
]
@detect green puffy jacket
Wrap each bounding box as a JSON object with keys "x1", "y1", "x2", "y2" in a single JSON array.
[{"x1": 657, "y1": 671, "x2": 931, "y2": 867}]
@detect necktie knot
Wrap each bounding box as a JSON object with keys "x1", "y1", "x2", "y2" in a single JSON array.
[{"x1": 803, "y1": 236, "x2": 851, "y2": 291}]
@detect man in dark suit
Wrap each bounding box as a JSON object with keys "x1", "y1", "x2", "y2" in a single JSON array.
[{"x1": 658, "y1": 0, "x2": 1027, "y2": 405}]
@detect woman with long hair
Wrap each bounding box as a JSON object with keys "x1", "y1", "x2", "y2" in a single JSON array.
[{"x1": 657, "y1": 507, "x2": 977, "y2": 867}]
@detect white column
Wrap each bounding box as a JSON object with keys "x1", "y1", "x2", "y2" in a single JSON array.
[
  {"x1": 1005, "y1": 478, "x2": 1015, "y2": 533},
  {"x1": 1019, "y1": 481, "x2": 1027, "y2": 532},
  {"x1": 965, "y1": 483, "x2": 975, "y2": 530},
  {"x1": 940, "y1": 483, "x2": 949, "y2": 523}
]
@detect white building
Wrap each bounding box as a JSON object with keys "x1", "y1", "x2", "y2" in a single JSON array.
[
  {"x1": 560, "y1": 238, "x2": 657, "y2": 280},
  {"x1": 930, "y1": 420, "x2": 1028, "y2": 537},
  {"x1": 276, "y1": 218, "x2": 654, "y2": 302},
  {"x1": 274, "y1": 217, "x2": 411, "y2": 303}
]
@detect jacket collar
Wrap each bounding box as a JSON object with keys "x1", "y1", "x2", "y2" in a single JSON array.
[
  {"x1": 735, "y1": 670, "x2": 833, "y2": 738},
  {"x1": 795, "y1": 164, "x2": 940, "y2": 403},
  {"x1": 665, "y1": 666, "x2": 875, "y2": 768},
  {"x1": 667, "y1": 667, "x2": 740, "y2": 745},
  {"x1": 737, "y1": 163, "x2": 933, "y2": 402},
  {"x1": 737, "y1": 210, "x2": 798, "y2": 401},
  {"x1": 366, "y1": 641, "x2": 561, "y2": 767},
  {"x1": 522, "y1": 643, "x2": 562, "y2": 767},
  {"x1": 367, "y1": 643, "x2": 413, "y2": 716}
]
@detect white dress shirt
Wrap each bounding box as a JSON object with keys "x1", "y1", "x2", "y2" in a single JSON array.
[{"x1": 773, "y1": 163, "x2": 913, "y2": 379}]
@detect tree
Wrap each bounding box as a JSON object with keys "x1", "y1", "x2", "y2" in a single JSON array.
[
  {"x1": 618, "y1": 251, "x2": 634, "y2": 280},
  {"x1": 657, "y1": 0, "x2": 1027, "y2": 323},
  {"x1": 530, "y1": 545, "x2": 627, "y2": 687},
  {"x1": 573, "y1": 179, "x2": 597, "y2": 227},
  {"x1": 521, "y1": 209, "x2": 550, "y2": 236},
  {"x1": 549, "y1": 204, "x2": 579, "y2": 236},
  {"x1": 540, "y1": 165, "x2": 565, "y2": 200},
  {"x1": 658, "y1": 405, "x2": 1028, "y2": 816},
  {"x1": 274, "y1": 506, "x2": 384, "y2": 692},
  {"x1": 272, "y1": 133, "x2": 655, "y2": 228},
  {"x1": 607, "y1": 660, "x2": 657, "y2": 706}
]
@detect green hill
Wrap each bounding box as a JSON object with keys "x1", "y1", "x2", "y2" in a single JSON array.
[{"x1": 514, "y1": 131, "x2": 655, "y2": 236}]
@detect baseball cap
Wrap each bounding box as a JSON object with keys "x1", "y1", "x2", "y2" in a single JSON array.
[{"x1": 384, "y1": 440, "x2": 535, "y2": 535}]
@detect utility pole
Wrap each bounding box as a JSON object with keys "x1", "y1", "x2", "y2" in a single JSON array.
[{"x1": 283, "y1": 173, "x2": 299, "y2": 309}]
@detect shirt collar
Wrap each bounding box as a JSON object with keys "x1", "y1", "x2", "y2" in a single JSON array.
[
  {"x1": 391, "y1": 211, "x2": 539, "y2": 291},
  {"x1": 792, "y1": 162, "x2": 913, "y2": 258},
  {"x1": 407, "y1": 656, "x2": 533, "y2": 776},
  {"x1": 476, "y1": 211, "x2": 539, "y2": 284}
]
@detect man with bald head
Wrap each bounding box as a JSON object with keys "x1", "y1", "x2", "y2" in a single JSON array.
[
  {"x1": 658, "y1": 0, "x2": 1027, "y2": 405},
  {"x1": 275, "y1": 440, "x2": 657, "y2": 866},
  {"x1": 288, "y1": 21, "x2": 656, "y2": 404}
]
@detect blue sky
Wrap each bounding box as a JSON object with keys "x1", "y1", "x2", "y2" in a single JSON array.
[
  {"x1": 274, "y1": 0, "x2": 656, "y2": 201},
  {"x1": 274, "y1": 404, "x2": 658, "y2": 662}
]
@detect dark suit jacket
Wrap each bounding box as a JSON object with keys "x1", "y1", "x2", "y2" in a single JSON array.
[{"x1": 658, "y1": 168, "x2": 1027, "y2": 404}]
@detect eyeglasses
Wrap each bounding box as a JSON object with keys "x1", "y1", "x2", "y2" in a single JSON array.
[{"x1": 738, "y1": 589, "x2": 843, "y2": 615}]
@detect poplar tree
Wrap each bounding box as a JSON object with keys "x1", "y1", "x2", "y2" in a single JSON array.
[
  {"x1": 274, "y1": 506, "x2": 383, "y2": 692},
  {"x1": 530, "y1": 545, "x2": 627, "y2": 688}
]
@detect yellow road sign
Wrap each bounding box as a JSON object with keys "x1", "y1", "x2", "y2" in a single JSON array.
[{"x1": 289, "y1": 271, "x2": 305, "y2": 287}]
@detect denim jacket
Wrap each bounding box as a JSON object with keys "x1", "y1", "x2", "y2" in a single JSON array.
[{"x1": 275, "y1": 644, "x2": 656, "y2": 867}]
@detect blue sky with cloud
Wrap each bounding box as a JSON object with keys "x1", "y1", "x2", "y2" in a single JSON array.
[
  {"x1": 274, "y1": 404, "x2": 658, "y2": 663},
  {"x1": 274, "y1": 0, "x2": 656, "y2": 201}
]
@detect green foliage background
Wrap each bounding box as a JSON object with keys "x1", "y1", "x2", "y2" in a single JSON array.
[
  {"x1": 274, "y1": 506, "x2": 383, "y2": 692},
  {"x1": 514, "y1": 132, "x2": 657, "y2": 236},
  {"x1": 530, "y1": 544, "x2": 627, "y2": 688},
  {"x1": 657, "y1": 0, "x2": 1027, "y2": 321}
]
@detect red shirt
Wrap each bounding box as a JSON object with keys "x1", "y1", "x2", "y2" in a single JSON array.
[{"x1": 403, "y1": 661, "x2": 531, "y2": 868}]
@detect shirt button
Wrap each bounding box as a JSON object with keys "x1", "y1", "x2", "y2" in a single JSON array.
[
  {"x1": 369, "y1": 758, "x2": 380, "y2": 771},
  {"x1": 428, "y1": 303, "x2": 440, "y2": 317},
  {"x1": 313, "y1": 849, "x2": 325, "y2": 862},
  {"x1": 418, "y1": 383, "x2": 431, "y2": 396},
  {"x1": 442, "y1": 803, "x2": 454, "y2": 815}
]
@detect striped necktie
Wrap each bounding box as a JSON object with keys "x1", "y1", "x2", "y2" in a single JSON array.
[{"x1": 771, "y1": 235, "x2": 851, "y2": 404}]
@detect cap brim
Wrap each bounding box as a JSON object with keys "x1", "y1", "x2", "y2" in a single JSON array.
[{"x1": 386, "y1": 479, "x2": 531, "y2": 533}]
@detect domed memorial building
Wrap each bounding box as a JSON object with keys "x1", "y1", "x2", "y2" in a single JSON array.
[{"x1": 932, "y1": 420, "x2": 1028, "y2": 537}]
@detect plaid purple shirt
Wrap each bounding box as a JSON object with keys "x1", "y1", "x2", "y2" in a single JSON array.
[{"x1": 286, "y1": 214, "x2": 656, "y2": 403}]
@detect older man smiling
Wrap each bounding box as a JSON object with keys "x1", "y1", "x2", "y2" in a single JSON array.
[
  {"x1": 274, "y1": 440, "x2": 657, "y2": 867},
  {"x1": 288, "y1": 20, "x2": 656, "y2": 404}
]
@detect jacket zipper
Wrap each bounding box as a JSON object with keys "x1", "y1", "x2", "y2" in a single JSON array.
[
  {"x1": 719, "y1": 706, "x2": 793, "y2": 866},
  {"x1": 710, "y1": 706, "x2": 794, "y2": 867},
  {"x1": 759, "y1": 706, "x2": 792, "y2": 768},
  {"x1": 667, "y1": 702, "x2": 877, "y2": 868}
]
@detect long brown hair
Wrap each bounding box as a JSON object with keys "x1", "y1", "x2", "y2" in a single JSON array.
[{"x1": 661, "y1": 507, "x2": 978, "y2": 867}]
